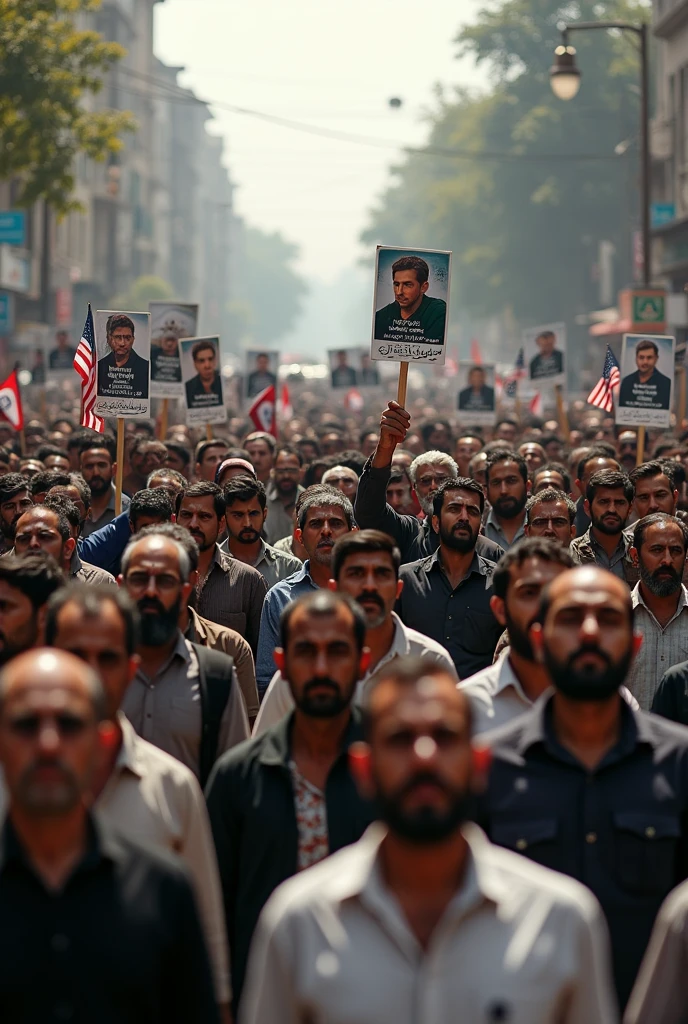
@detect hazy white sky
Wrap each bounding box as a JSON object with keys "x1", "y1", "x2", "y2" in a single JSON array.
[{"x1": 154, "y1": 0, "x2": 485, "y2": 282}]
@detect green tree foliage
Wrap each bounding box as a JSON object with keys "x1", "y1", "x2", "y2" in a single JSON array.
[
  {"x1": 237, "y1": 227, "x2": 308, "y2": 346},
  {"x1": 362, "y1": 0, "x2": 650, "y2": 329},
  {"x1": 111, "y1": 275, "x2": 174, "y2": 310},
  {"x1": 0, "y1": 0, "x2": 135, "y2": 212}
]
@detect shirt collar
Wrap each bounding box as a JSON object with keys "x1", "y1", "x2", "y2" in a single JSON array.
[
  {"x1": 632, "y1": 581, "x2": 688, "y2": 622},
  {"x1": 485, "y1": 507, "x2": 525, "y2": 540},
  {"x1": 423, "y1": 547, "x2": 489, "y2": 579},
  {"x1": 0, "y1": 811, "x2": 121, "y2": 876},
  {"x1": 258, "y1": 705, "x2": 364, "y2": 767},
  {"x1": 516, "y1": 691, "x2": 652, "y2": 762},
  {"x1": 113, "y1": 712, "x2": 145, "y2": 779},
  {"x1": 493, "y1": 654, "x2": 532, "y2": 704},
  {"x1": 588, "y1": 527, "x2": 627, "y2": 559},
  {"x1": 70, "y1": 550, "x2": 83, "y2": 575}
]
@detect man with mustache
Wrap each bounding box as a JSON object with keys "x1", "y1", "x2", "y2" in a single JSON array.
[
  {"x1": 524, "y1": 487, "x2": 577, "y2": 547},
  {"x1": 624, "y1": 513, "x2": 688, "y2": 711},
  {"x1": 220, "y1": 476, "x2": 301, "y2": 587},
  {"x1": 0, "y1": 648, "x2": 220, "y2": 1023},
  {"x1": 79, "y1": 436, "x2": 129, "y2": 536},
  {"x1": 396, "y1": 478, "x2": 502, "y2": 678},
  {"x1": 0, "y1": 473, "x2": 32, "y2": 555},
  {"x1": 241, "y1": 658, "x2": 617, "y2": 1024},
  {"x1": 119, "y1": 533, "x2": 249, "y2": 780},
  {"x1": 570, "y1": 469, "x2": 636, "y2": 583},
  {"x1": 253, "y1": 529, "x2": 456, "y2": 734},
  {"x1": 479, "y1": 565, "x2": 688, "y2": 1011},
  {"x1": 483, "y1": 450, "x2": 530, "y2": 549},
  {"x1": 206, "y1": 591, "x2": 374, "y2": 1016}
]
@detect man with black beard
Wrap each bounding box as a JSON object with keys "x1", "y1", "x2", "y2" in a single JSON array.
[
  {"x1": 483, "y1": 450, "x2": 530, "y2": 550},
  {"x1": 241, "y1": 657, "x2": 617, "y2": 1024},
  {"x1": 206, "y1": 591, "x2": 374, "y2": 1015},
  {"x1": 480, "y1": 565, "x2": 688, "y2": 1011},
  {"x1": 0, "y1": 553, "x2": 64, "y2": 664},
  {"x1": 570, "y1": 469, "x2": 636, "y2": 583},
  {"x1": 119, "y1": 534, "x2": 249, "y2": 780},
  {"x1": 396, "y1": 478, "x2": 502, "y2": 678},
  {"x1": 220, "y1": 476, "x2": 301, "y2": 587},
  {"x1": 79, "y1": 436, "x2": 130, "y2": 536},
  {"x1": 625, "y1": 513, "x2": 688, "y2": 711},
  {"x1": 0, "y1": 473, "x2": 32, "y2": 555}
]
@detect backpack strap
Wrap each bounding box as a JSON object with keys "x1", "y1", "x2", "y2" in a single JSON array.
[{"x1": 192, "y1": 643, "x2": 235, "y2": 789}]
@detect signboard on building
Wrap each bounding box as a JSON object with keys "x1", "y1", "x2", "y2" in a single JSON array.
[
  {"x1": 0, "y1": 247, "x2": 30, "y2": 294},
  {"x1": 55, "y1": 287, "x2": 73, "y2": 327},
  {"x1": 0, "y1": 293, "x2": 13, "y2": 335},
  {"x1": 651, "y1": 203, "x2": 676, "y2": 229},
  {"x1": 619, "y1": 288, "x2": 667, "y2": 334},
  {"x1": 0, "y1": 212, "x2": 26, "y2": 248}
]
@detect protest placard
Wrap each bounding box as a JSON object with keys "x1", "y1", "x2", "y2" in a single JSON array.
[
  {"x1": 181, "y1": 336, "x2": 227, "y2": 427},
  {"x1": 94, "y1": 310, "x2": 150, "y2": 419},
  {"x1": 150, "y1": 302, "x2": 198, "y2": 399},
  {"x1": 617, "y1": 333, "x2": 675, "y2": 429},
  {"x1": 371, "y1": 246, "x2": 451, "y2": 366},
  {"x1": 457, "y1": 362, "x2": 496, "y2": 424}
]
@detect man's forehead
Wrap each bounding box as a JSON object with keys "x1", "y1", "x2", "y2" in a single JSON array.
[
  {"x1": 180, "y1": 495, "x2": 215, "y2": 510},
  {"x1": 532, "y1": 500, "x2": 567, "y2": 516},
  {"x1": 643, "y1": 521, "x2": 683, "y2": 543},
  {"x1": 4, "y1": 676, "x2": 91, "y2": 708},
  {"x1": 305, "y1": 505, "x2": 345, "y2": 520},
  {"x1": 513, "y1": 557, "x2": 565, "y2": 586},
  {"x1": 18, "y1": 508, "x2": 56, "y2": 527},
  {"x1": 637, "y1": 474, "x2": 671, "y2": 490},
  {"x1": 373, "y1": 676, "x2": 466, "y2": 720},
  {"x1": 128, "y1": 539, "x2": 178, "y2": 565},
  {"x1": 289, "y1": 606, "x2": 353, "y2": 638},
  {"x1": 549, "y1": 578, "x2": 627, "y2": 611},
  {"x1": 416, "y1": 461, "x2": 449, "y2": 474}
]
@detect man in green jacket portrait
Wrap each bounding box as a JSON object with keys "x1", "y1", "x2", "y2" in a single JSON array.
[{"x1": 374, "y1": 255, "x2": 447, "y2": 345}]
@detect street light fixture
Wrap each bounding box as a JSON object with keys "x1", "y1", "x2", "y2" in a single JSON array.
[
  {"x1": 548, "y1": 20, "x2": 650, "y2": 286},
  {"x1": 549, "y1": 45, "x2": 581, "y2": 101}
]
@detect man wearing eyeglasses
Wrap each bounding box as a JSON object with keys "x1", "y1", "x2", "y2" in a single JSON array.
[
  {"x1": 118, "y1": 533, "x2": 249, "y2": 782},
  {"x1": 524, "y1": 487, "x2": 577, "y2": 548}
]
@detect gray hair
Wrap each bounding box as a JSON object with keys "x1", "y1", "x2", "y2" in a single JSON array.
[
  {"x1": 120, "y1": 534, "x2": 192, "y2": 582},
  {"x1": 297, "y1": 487, "x2": 355, "y2": 531},
  {"x1": 408, "y1": 451, "x2": 459, "y2": 486}
]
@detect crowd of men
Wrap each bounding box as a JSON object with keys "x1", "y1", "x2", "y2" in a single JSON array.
[{"x1": 4, "y1": 395, "x2": 688, "y2": 1021}]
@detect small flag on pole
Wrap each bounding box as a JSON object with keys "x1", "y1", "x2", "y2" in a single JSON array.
[
  {"x1": 529, "y1": 393, "x2": 543, "y2": 417},
  {"x1": 470, "y1": 339, "x2": 482, "y2": 364},
  {"x1": 73, "y1": 305, "x2": 104, "y2": 432},
  {"x1": 587, "y1": 346, "x2": 621, "y2": 413},
  {"x1": 0, "y1": 370, "x2": 24, "y2": 432},
  {"x1": 501, "y1": 348, "x2": 527, "y2": 398},
  {"x1": 248, "y1": 384, "x2": 277, "y2": 438},
  {"x1": 281, "y1": 384, "x2": 293, "y2": 422}
]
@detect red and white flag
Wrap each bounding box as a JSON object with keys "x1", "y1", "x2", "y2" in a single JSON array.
[
  {"x1": 73, "y1": 305, "x2": 104, "y2": 432},
  {"x1": 344, "y1": 388, "x2": 364, "y2": 412},
  {"x1": 0, "y1": 370, "x2": 23, "y2": 432},
  {"x1": 281, "y1": 383, "x2": 293, "y2": 422},
  {"x1": 248, "y1": 384, "x2": 277, "y2": 438},
  {"x1": 470, "y1": 338, "x2": 482, "y2": 364},
  {"x1": 529, "y1": 393, "x2": 543, "y2": 418}
]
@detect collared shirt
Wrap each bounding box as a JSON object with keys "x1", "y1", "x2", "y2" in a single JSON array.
[
  {"x1": 625, "y1": 877, "x2": 688, "y2": 1024},
  {"x1": 272, "y1": 533, "x2": 302, "y2": 560},
  {"x1": 626, "y1": 583, "x2": 688, "y2": 711},
  {"x1": 255, "y1": 561, "x2": 319, "y2": 696},
  {"x1": 121, "y1": 631, "x2": 249, "y2": 778},
  {"x1": 218, "y1": 536, "x2": 302, "y2": 589},
  {"x1": 241, "y1": 822, "x2": 617, "y2": 1024},
  {"x1": 396, "y1": 548, "x2": 501, "y2": 678},
  {"x1": 253, "y1": 613, "x2": 457, "y2": 736},
  {"x1": 570, "y1": 525, "x2": 635, "y2": 584},
  {"x1": 81, "y1": 484, "x2": 130, "y2": 537},
  {"x1": 70, "y1": 549, "x2": 116, "y2": 586},
  {"x1": 483, "y1": 507, "x2": 526, "y2": 550},
  {"x1": 195, "y1": 544, "x2": 267, "y2": 655},
  {"x1": 264, "y1": 483, "x2": 304, "y2": 545},
  {"x1": 0, "y1": 813, "x2": 219, "y2": 1024},
  {"x1": 186, "y1": 606, "x2": 259, "y2": 720},
  {"x1": 480, "y1": 694, "x2": 688, "y2": 1008},
  {"x1": 206, "y1": 708, "x2": 373, "y2": 1010}
]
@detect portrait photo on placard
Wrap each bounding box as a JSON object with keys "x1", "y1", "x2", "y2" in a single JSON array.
[
  {"x1": 180, "y1": 336, "x2": 227, "y2": 426},
  {"x1": 244, "y1": 350, "x2": 278, "y2": 399},
  {"x1": 617, "y1": 333, "x2": 676, "y2": 428},
  {"x1": 149, "y1": 302, "x2": 198, "y2": 398},
  {"x1": 328, "y1": 348, "x2": 361, "y2": 388},
  {"x1": 371, "y1": 245, "x2": 451, "y2": 364},
  {"x1": 94, "y1": 310, "x2": 150, "y2": 418},
  {"x1": 522, "y1": 322, "x2": 566, "y2": 386},
  {"x1": 457, "y1": 362, "x2": 496, "y2": 424}
]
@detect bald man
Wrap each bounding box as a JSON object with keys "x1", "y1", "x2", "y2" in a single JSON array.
[
  {"x1": 480, "y1": 566, "x2": 688, "y2": 1011},
  {"x1": 0, "y1": 649, "x2": 219, "y2": 1023},
  {"x1": 242, "y1": 656, "x2": 616, "y2": 1024}
]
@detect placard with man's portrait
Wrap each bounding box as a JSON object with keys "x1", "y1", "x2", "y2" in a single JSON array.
[
  {"x1": 457, "y1": 362, "x2": 496, "y2": 424},
  {"x1": 371, "y1": 245, "x2": 451, "y2": 364},
  {"x1": 617, "y1": 334, "x2": 675, "y2": 428},
  {"x1": 94, "y1": 310, "x2": 151, "y2": 418},
  {"x1": 522, "y1": 322, "x2": 566, "y2": 387},
  {"x1": 244, "y1": 350, "x2": 278, "y2": 400},
  {"x1": 149, "y1": 302, "x2": 198, "y2": 398},
  {"x1": 181, "y1": 336, "x2": 228, "y2": 426}
]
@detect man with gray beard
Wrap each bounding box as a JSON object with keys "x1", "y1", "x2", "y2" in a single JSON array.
[{"x1": 625, "y1": 513, "x2": 688, "y2": 711}]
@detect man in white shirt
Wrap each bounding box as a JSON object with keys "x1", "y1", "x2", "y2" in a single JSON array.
[
  {"x1": 253, "y1": 530, "x2": 456, "y2": 735},
  {"x1": 241, "y1": 656, "x2": 617, "y2": 1024}
]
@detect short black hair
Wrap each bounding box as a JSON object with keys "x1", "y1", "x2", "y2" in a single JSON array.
[
  {"x1": 633, "y1": 512, "x2": 688, "y2": 554},
  {"x1": 363, "y1": 657, "x2": 466, "y2": 738},
  {"x1": 533, "y1": 462, "x2": 571, "y2": 493},
  {"x1": 331, "y1": 529, "x2": 401, "y2": 581},
  {"x1": 337, "y1": 450, "x2": 367, "y2": 476},
  {"x1": 78, "y1": 434, "x2": 116, "y2": 461},
  {"x1": 194, "y1": 438, "x2": 229, "y2": 464},
  {"x1": 244, "y1": 432, "x2": 277, "y2": 455},
  {"x1": 577, "y1": 446, "x2": 618, "y2": 481},
  {"x1": 129, "y1": 488, "x2": 174, "y2": 527},
  {"x1": 191, "y1": 339, "x2": 216, "y2": 361},
  {"x1": 30, "y1": 470, "x2": 71, "y2": 498},
  {"x1": 66, "y1": 473, "x2": 92, "y2": 508},
  {"x1": 485, "y1": 449, "x2": 528, "y2": 485},
  {"x1": 391, "y1": 254, "x2": 429, "y2": 284},
  {"x1": 629, "y1": 460, "x2": 678, "y2": 490},
  {"x1": 525, "y1": 488, "x2": 576, "y2": 525},
  {"x1": 388, "y1": 467, "x2": 411, "y2": 486},
  {"x1": 586, "y1": 469, "x2": 633, "y2": 505},
  {"x1": 44, "y1": 495, "x2": 81, "y2": 530},
  {"x1": 147, "y1": 468, "x2": 188, "y2": 490},
  {"x1": 636, "y1": 339, "x2": 659, "y2": 358},
  {"x1": 176, "y1": 480, "x2": 225, "y2": 520},
  {"x1": 136, "y1": 522, "x2": 200, "y2": 572},
  {"x1": 223, "y1": 476, "x2": 267, "y2": 511},
  {"x1": 0, "y1": 473, "x2": 30, "y2": 505},
  {"x1": 106, "y1": 313, "x2": 135, "y2": 338},
  {"x1": 164, "y1": 441, "x2": 191, "y2": 470},
  {"x1": 17, "y1": 503, "x2": 71, "y2": 542},
  {"x1": 0, "y1": 553, "x2": 65, "y2": 609},
  {"x1": 34, "y1": 444, "x2": 69, "y2": 464},
  {"x1": 420, "y1": 419, "x2": 452, "y2": 448},
  {"x1": 279, "y1": 590, "x2": 366, "y2": 653},
  {"x1": 432, "y1": 477, "x2": 485, "y2": 518},
  {"x1": 492, "y1": 537, "x2": 574, "y2": 600},
  {"x1": 45, "y1": 583, "x2": 140, "y2": 656},
  {"x1": 274, "y1": 445, "x2": 304, "y2": 468}
]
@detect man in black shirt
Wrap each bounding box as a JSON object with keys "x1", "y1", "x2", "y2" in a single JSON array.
[
  {"x1": 619, "y1": 339, "x2": 672, "y2": 412},
  {"x1": 0, "y1": 647, "x2": 219, "y2": 1024},
  {"x1": 97, "y1": 313, "x2": 150, "y2": 400},
  {"x1": 529, "y1": 329, "x2": 564, "y2": 380},
  {"x1": 458, "y1": 365, "x2": 495, "y2": 412},
  {"x1": 480, "y1": 565, "x2": 688, "y2": 1010},
  {"x1": 396, "y1": 478, "x2": 501, "y2": 677},
  {"x1": 186, "y1": 339, "x2": 223, "y2": 409}
]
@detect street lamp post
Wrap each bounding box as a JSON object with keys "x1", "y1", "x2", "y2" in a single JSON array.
[{"x1": 550, "y1": 21, "x2": 650, "y2": 287}]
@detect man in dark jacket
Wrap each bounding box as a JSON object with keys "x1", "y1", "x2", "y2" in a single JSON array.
[
  {"x1": 205, "y1": 591, "x2": 374, "y2": 1014},
  {"x1": 97, "y1": 313, "x2": 149, "y2": 399}
]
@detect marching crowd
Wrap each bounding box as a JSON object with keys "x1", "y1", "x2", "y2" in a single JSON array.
[{"x1": 4, "y1": 391, "x2": 688, "y2": 1022}]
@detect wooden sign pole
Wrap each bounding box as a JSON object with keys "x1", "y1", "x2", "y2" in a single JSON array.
[
  {"x1": 555, "y1": 384, "x2": 570, "y2": 441},
  {"x1": 636, "y1": 425, "x2": 646, "y2": 466},
  {"x1": 115, "y1": 418, "x2": 125, "y2": 515},
  {"x1": 159, "y1": 398, "x2": 169, "y2": 441},
  {"x1": 397, "y1": 362, "x2": 409, "y2": 408},
  {"x1": 205, "y1": 424, "x2": 213, "y2": 441},
  {"x1": 678, "y1": 366, "x2": 687, "y2": 428}
]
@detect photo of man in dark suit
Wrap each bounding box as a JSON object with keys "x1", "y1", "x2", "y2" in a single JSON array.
[
  {"x1": 529, "y1": 330, "x2": 564, "y2": 380},
  {"x1": 185, "y1": 339, "x2": 223, "y2": 408},
  {"x1": 458, "y1": 365, "x2": 495, "y2": 412},
  {"x1": 97, "y1": 314, "x2": 149, "y2": 399},
  {"x1": 330, "y1": 350, "x2": 358, "y2": 388},
  {"x1": 246, "y1": 352, "x2": 276, "y2": 398},
  {"x1": 619, "y1": 338, "x2": 672, "y2": 411}
]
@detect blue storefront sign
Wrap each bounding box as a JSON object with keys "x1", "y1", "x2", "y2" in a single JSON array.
[
  {"x1": 651, "y1": 203, "x2": 676, "y2": 229},
  {"x1": 0, "y1": 212, "x2": 26, "y2": 247},
  {"x1": 0, "y1": 292, "x2": 14, "y2": 335}
]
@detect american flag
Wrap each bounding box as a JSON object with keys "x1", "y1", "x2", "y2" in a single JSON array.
[
  {"x1": 587, "y1": 345, "x2": 621, "y2": 412},
  {"x1": 502, "y1": 348, "x2": 526, "y2": 397},
  {"x1": 73, "y1": 305, "x2": 104, "y2": 432}
]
